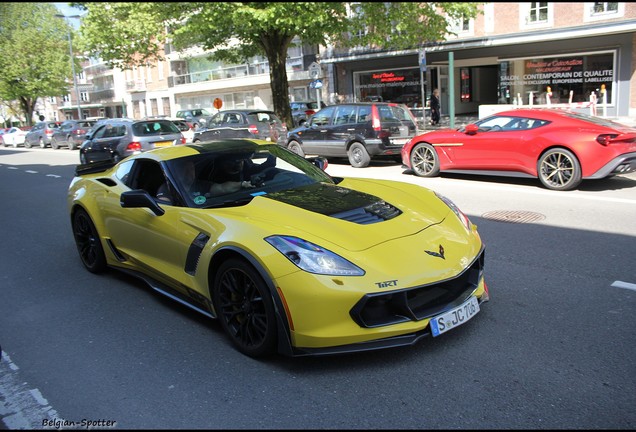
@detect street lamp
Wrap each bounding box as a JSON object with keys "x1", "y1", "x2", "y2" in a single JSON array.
[{"x1": 55, "y1": 14, "x2": 83, "y2": 120}]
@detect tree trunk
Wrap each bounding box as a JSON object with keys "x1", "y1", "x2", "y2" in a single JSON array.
[{"x1": 262, "y1": 32, "x2": 294, "y2": 130}]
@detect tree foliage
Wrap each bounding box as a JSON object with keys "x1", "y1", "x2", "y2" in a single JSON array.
[
  {"x1": 73, "y1": 2, "x2": 480, "y2": 126},
  {"x1": 0, "y1": 3, "x2": 78, "y2": 125}
]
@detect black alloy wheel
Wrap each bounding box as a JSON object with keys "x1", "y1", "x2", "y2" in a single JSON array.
[
  {"x1": 213, "y1": 259, "x2": 277, "y2": 358},
  {"x1": 410, "y1": 143, "x2": 440, "y2": 177},
  {"x1": 72, "y1": 208, "x2": 107, "y2": 273}
]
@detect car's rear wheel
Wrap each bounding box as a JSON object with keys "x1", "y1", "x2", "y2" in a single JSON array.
[
  {"x1": 410, "y1": 143, "x2": 440, "y2": 177},
  {"x1": 212, "y1": 258, "x2": 277, "y2": 358},
  {"x1": 287, "y1": 140, "x2": 305, "y2": 157},
  {"x1": 537, "y1": 148, "x2": 582, "y2": 191},
  {"x1": 72, "y1": 208, "x2": 107, "y2": 274},
  {"x1": 347, "y1": 142, "x2": 371, "y2": 168},
  {"x1": 24, "y1": 140, "x2": 32, "y2": 149},
  {"x1": 39, "y1": 138, "x2": 46, "y2": 148}
]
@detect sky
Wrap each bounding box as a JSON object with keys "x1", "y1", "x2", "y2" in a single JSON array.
[{"x1": 53, "y1": 2, "x2": 85, "y2": 26}]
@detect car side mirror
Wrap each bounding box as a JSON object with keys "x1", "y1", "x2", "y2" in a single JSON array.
[
  {"x1": 307, "y1": 156, "x2": 328, "y2": 171},
  {"x1": 465, "y1": 124, "x2": 479, "y2": 135},
  {"x1": 120, "y1": 190, "x2": 165, "y2": 216}
]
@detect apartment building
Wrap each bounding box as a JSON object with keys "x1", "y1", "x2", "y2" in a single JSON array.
[{"x1": 49, "y1": 2, "x2": 636, "y2": 123}]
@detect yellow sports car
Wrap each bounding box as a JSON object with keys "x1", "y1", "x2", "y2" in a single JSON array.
[{"x1": 68, "y1": 139, "x2": 489, "y2": 358}]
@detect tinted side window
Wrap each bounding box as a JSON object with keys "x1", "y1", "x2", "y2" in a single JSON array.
[
  {"x1": 311, "y1": 106, "x2": 335, "y2": 127},
  {"x1": 333, "y1": 106, "x2": 357, "y2": 125},
  {"x1": 357, "y1": 106, "x2": 372, "y2": 124}
]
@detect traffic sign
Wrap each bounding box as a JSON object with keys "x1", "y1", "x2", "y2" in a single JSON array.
[
  {"x1": 213, "y1": 98, "x2": 223, "y2": 109},
  {"x1": 308, "y1": 62, "x2": 322, "y2": 79}
]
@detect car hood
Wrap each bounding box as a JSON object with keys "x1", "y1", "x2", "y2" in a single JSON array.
[{"x1": 214, "y1": 178, "x2": 452, "y2": 252}]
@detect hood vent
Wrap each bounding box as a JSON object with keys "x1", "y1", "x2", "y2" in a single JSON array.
[{"x1": 330, "y1": 201, "x2": 401, "y2": 224}]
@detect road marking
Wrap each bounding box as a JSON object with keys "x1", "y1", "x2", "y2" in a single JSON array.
[
  {"x1": 46, "y1": 174, "x2": 61, "y2": 178},
  {"x1": 611, "y1": 281, "x2": 636, "y2": 291},
  {"x1": 24, "y1": 170, "x2": 38, "y2": 174},
  {"x1": 7, "y1": 167, "x2": 18, "y2": 170},
  {"x1": 0, "y1": 351, "x2": 61, "y2": 429}
]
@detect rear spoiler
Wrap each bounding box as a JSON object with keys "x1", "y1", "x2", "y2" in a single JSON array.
[{"x1": 75, "y1": 160, "x2": 116, "y2": 176}]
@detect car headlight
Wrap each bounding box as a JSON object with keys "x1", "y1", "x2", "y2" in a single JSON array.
[
  {"x1": 435, "y1": 192, "x2": 471, "y2": 231},
  {"x1": 265, "y1": 235, "x2": 365, "y2": 276}
]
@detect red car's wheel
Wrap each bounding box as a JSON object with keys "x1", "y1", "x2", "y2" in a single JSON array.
[
  {"x1": 410, "y1": 143, "x2": 440, "y2": 177},
  {"x1": 212, "y1": 258, "x2": 277, "y2": 358},
  {"x1": 538, "y1": 148, "x2": 582, "y2": 191},
  {"x1": 72, "y1": 208, "x2": 107, "y2": 273}
]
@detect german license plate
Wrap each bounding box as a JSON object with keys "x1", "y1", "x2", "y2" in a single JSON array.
[
  {"x1": 154, "y1": 141, "x2": 172, "y2": 147},
  {"x1": 430, "y1": 296, "x2": 479, "y2": 337}
]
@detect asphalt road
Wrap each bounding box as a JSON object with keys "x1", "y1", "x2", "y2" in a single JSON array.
[{"x1": 1, "y1": 147, "x2": 635, "y2": 429}]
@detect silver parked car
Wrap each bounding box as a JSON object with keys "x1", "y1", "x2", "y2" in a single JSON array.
[{"x1": 79, "y1": 119, "x2": 185, "y2": 164}]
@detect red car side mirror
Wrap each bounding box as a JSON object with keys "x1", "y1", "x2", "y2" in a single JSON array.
[{"x1": 465, "y1": 124, "x2": 479, "y2": 135}]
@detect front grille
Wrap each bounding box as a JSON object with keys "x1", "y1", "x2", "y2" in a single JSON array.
[
  {"x1": 350, "y1": 249, "x2": 485, "y2": 328},
  {"x1": 330, "y1": 201, "x2": 402, "y2": 224}
]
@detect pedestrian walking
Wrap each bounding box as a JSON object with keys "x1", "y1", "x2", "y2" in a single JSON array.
[{"x1": 430, "y1": 88, "x2": 441, "y2": 126}]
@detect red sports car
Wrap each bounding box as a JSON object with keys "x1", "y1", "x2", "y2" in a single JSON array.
[{"x1": 401, "y1": 108, "x2": 636, "y2": 190}]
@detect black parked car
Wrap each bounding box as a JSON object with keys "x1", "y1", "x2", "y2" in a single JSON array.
[
  {"x1": 290, "y1": 101, "x2": 326, "y2": 127},
  {"x1": 79, "y1": 118, "x2": 185, "y2": 164},
  {"x1": 175, "y1": 108, "x2": 212, "y2": 128},
  {"x1": 193, "y1": 109, "x2": 287, "y2": 145},
  {"x1": 286, "y1": 102, "x2": 418, "y2": 168},
  {"x1": 51, "y1": 120, "x2": 97, "y2": 150},
  {"x1": 24, "y1": 121, "x2": 61, "y2": 148}
]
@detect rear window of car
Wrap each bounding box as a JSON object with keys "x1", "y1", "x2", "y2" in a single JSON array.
[
  {"x1": 133, "y1": 121, "x2": 180, "y2": 136},
  {"x1": 248, "y1": 112, "x2": 282, "y2": 124},
  {"x1": 378, "y1": 105, "x2": 416, "y2": 125}
]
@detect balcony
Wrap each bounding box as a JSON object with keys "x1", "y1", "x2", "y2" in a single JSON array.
[
  {"x1": 90, "y1": 89, "x2": 115, "y2": 103},
  {"x1": 126, "y1": 80, "x2": 147, "y2": 92}
]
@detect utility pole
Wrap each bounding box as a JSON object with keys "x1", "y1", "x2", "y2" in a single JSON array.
[{"x1": 55, "y1": 14, "x2": 83, "y2": 120}]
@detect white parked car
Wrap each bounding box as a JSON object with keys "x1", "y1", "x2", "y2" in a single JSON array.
[{"x1": 1, "y1": 127, "x2": 31, "y2": 147}]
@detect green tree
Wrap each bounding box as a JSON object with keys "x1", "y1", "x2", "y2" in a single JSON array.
[
  {"x1": 73, "y1": 2, "x2": 480, "y2": 126},
  {"x1": 0, "y1": 3, "x2": 78, "y2": 126}
]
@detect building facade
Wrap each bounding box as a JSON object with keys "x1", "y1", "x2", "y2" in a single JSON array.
[
  {"x1": 47, "y1": 2, "x2": 636, "y2": 123},
  {"x1": 322, "y1": 2, "x2": 636, "y2": 118}
]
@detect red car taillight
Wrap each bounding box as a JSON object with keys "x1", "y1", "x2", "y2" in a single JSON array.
[
  {"x1": 304, "y1": 109, "x2": 315, "y2": 116},
  {"x1": 371, "y1": 105, "x2": 381, "y2": 131},
  {"x1": 248, "y1": 124, "x2": 259, "y2": 135},
  {"x1": 596, "y1": 134, "x2": 618, "y2": 146},
  {"x1": 180, "y1": 137, "x2": 186, "y2": 145},
  {"x1": 45, "y1": 128, "x2": 55, "y2": 136},
  {"x1": 126, "y1": 142, "x2": 142, "y2": 152},
  {"x1": 75, "y1": 129, "x2": 86, "y2": 135}
]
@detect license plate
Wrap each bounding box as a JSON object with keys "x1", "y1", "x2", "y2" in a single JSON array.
[
  {"x1": 390, "y1": 137, "x2": 410, "y2": 146},
  {"x1": 430, "y1": 296, "x2": 480, "y2": 337},
  {"x1": 154, "y1": 141, "x2": 172, "y2": 147}
]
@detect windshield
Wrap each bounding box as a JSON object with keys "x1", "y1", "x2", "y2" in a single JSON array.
[{"x1": 164, "y1": 144, "x2": 334, "y2": 208}]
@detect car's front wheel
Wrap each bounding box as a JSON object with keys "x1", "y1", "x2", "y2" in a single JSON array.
[
  {"x1": 410, "y1": 143, "x2": 440, "y2": 177},
  {"x1": 72, "y1": 208, "x2": 107, "y2": 274},
  {"x1": 51, "y1": 137, "x2": 59, "y2": 150},
  {"x1": 39, "y1": 138, "x2": 46, "y2": 148},
  {"x1": 212, "y1": 258, "x2": 277, "y2": 358},
  {"x1": 24, "y1": 140, "x2": 32, "y2": 149},
  {"x1": 537, "y1": 148, "x2": 582, "y2": 191},
  {"x1": 287, "y1": 140, "x2": 305, "y2": 157},
  {"x1": 347, "y1": 142, "x2": 371, "y2": 168}
]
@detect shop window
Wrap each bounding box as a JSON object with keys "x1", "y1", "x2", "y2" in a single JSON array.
[{"x1": 460, "y1": 68, "x2": 471, "y2": 103}]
